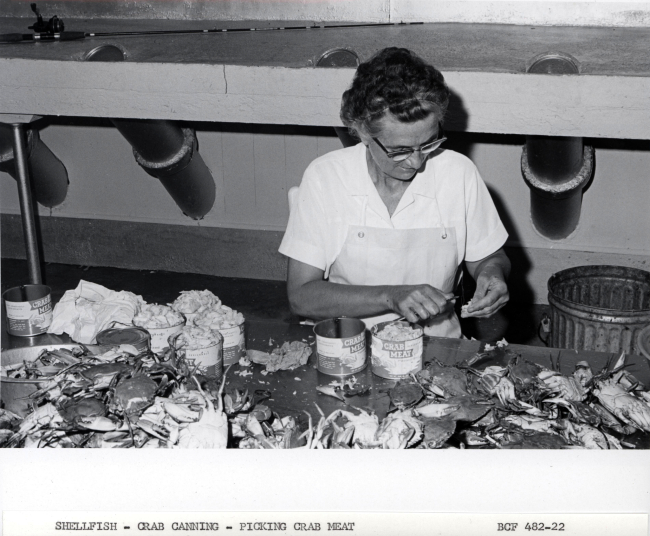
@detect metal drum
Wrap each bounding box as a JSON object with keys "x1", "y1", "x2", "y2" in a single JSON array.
[{"x1": 547, "y1": 265, "x2": 650, "y2": 354}]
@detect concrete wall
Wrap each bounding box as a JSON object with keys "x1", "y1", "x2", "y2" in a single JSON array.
[
  {"x1": 1, "y1": 120, "x2": 649, "y2": 303},
  {"x1": 3, "y1": 0, "x2": 650, "y2": 27}
]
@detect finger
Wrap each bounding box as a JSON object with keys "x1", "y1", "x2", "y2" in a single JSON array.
[
  {"x1": 465, "y1": 293, "x2": 508, "y2": 317},
  {"x1": 418, "y1": 288, "x2": 451, "y2": 316},
  {"x1": 402, "y1": 308, "x2": 421, "y2": 323},
  {"x1": 411, "y1": 301, "x2": 435, "y2": 320},
  {"x1": 467, "y1": 292, "x2": 496, "y2": 312},
  {"x1": 415, "y1": 297, "x2": 442, "y2": 318},
  {"x1": 467, "y1": 299, "x2": 508, "y2": 318}
]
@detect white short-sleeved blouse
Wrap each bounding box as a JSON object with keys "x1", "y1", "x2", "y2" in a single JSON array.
[{"x1": 279, "y1": 143, "x2": 508, "y2": 278}]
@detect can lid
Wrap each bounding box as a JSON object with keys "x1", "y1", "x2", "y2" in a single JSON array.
[{"x1": 96, "y1": 327, "x2": 150, "y2": 345}]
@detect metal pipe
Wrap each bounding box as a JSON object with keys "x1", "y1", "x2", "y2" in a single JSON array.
[
  {"x1": 11, "y1": 123, "x2": 42, "y2": 284},
  {"x1": 85, "y1": 45, "x2": 216, "y2": 219},
  {"x1": 521, "y1": 52, "x2": 594, "y2": 240},
  {"x1": 0, "y1": 124, "x2": 69, "y2": 207},
  {"x1": 316, "y1": 48, "x2": 360, "y2": 149}
]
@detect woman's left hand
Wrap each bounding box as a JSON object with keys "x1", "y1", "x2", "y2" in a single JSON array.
[{"x1": 462, "y1": 249, "x2": 511, "y2": 318}]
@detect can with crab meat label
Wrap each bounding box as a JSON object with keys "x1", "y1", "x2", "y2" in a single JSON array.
[
  {"x1": 3, "y1": 285, "x2": 53, "y2": 337},
  {"x1": 314, "y1": 317, "x2": 367, "y2": 376},
  {"x1": 144, "y1": 320, "x2": 185, "y2": 354},
  {"x1": 217, "y1": 320, "x2": 246, "y2": 366},
  {"x1": 96, "y1": 327, "x2": 151, "y2": 353},
  {"x1": 169, "y1": 331, "x2": 224, "y2": 380},
  {"x1": 371, "y1": 320, "x2": 424, "y2": 379}
]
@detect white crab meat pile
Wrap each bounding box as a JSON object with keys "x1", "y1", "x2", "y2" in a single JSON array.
[
  {"x1": 133, "y1": 303, "x2": 184, "y2": 329},
  {"x1": 173, "y1": 325, "x2": 222, "y2": 351},
  {"x1": 172, "y1": 289, "x2": 244, "y2": 329},
  {"x1": 247, "y1": 341, "x2": 312, "y2": 373},
  {"x1": 172, "y1": 290, "x2": 222, "y2": 316},
  {"x1": 374, "y1": 322, "x2": 421, "y2": 341}
]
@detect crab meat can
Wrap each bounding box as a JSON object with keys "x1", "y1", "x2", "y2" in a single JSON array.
[
  {"x1": 3, "y1": 285, "x2": 53, "y2": 337},
  {"x1": 371, "y1": 321, "x2": 424, "y2": 379},
  {"x1": 96, "y1": 327, "x2": 151, "y2": 352},
  {"x1": 217, "y1": 320, "x2": 246, "y2": 366},
  {"x1": 145, "y1": 321, "x2": 185, "y2": 354},
  {"x1": 169, "y1": 331, "x2": 224, "y2": 380},
  {"x1": 314, "y1": 317, "x2": 367, "y2": 376}
]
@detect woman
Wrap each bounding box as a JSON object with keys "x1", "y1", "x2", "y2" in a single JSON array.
[{"x1": 279, "y1": 47, "x2": 510, "y2": 337}]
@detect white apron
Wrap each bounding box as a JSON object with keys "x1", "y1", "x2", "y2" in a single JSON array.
[{"x1": 328, "y1": 221, "x2": 461, "y2": 338}]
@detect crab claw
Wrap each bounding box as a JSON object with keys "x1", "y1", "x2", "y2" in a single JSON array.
[
  {"x1": 77, "y1": 415, "x2": 121, "y2": 432},
  {"x1": 427, "y1": 384, "x2": 447, "y2": 398},
  {"x1": 415, "y1": 403, "x2": 460, "y2": 418},
  {"x1": 163, "y1": 401, "x2": 200, "y2": 423},
  {"x1": 316, "y1": 385, "x2": 347, "y2": 402}
]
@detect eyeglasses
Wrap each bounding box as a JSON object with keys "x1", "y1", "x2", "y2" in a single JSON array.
[{"x1": 372, "y1": 124, "x2": 446, "y2": 162}]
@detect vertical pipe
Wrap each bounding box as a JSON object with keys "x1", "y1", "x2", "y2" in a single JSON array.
[
  {"x1": 12, "y1": 123, "x2": 42, "y2": 284},
  {"x1": 522, "y1": 52, "x2": 593, "y2": 240},
  {"x1": 316, "y1": 48, "x2": 360, "y2": 148}
]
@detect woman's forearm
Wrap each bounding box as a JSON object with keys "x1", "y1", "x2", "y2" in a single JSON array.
[
  {"x1": 466, "y1": 248, "x2": 511, "y2": 282},
  {"x1": 286, "y1": 258, "x2": 455, "y2": 322},
  {"x1": 289, "y1": 280, "x2": 393, "y2": 320}
]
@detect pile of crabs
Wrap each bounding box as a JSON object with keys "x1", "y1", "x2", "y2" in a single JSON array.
[
  {"x1": 1, "y1": 342, "x2": 649, "y2": 449},
  {"x1": 376, "y1": 345, "x2": 650, "y2": 449}
]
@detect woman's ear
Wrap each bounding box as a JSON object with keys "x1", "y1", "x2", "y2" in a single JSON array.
[{"x1": 354, "y1": 124, "x2": 372, "y2": 146}]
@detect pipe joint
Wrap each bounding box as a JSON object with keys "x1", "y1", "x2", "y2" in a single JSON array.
[
  {"x1": 522, "y1": 144, "x2": 594, "y2": 199},
  {"x1": 0, "y1": 125, "x2": 69, "y2": 207},
  {"x1": 0, "y1": 127, "x2": 35, "y2": 166},
  {"x1": 133, "y1": 127, "x2": 196, "y2": 179}
]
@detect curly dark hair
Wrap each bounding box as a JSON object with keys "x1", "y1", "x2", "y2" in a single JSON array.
[{"x1": 340, "y1": 47, "x2": 450, "y2": 138}]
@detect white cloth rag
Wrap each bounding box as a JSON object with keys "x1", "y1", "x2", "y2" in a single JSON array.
[{"x1": 47, "y1": 280, "x2": 144, "y2": 344}]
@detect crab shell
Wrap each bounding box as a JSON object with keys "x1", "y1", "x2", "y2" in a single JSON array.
[
  {"x1": 177, "y1": 394, "x2": 228, "y2": 449},
  {"x1": 112, "y1": 375, "x2": 158, "y2": 416},
  {"x1": 500, "y1": 428, "x2": 570, "y2": 449},
  {"x1": 420, "y1": 416, "x2": 456, "y2": 448},
  {"x1": 572, "y1": 362, "x2": 593, "y2": 388},
  {"x1": 560, "y1": 421, "x2": 610, "y2": 450},
  {"x1": 594, "y1": 380, "x2": 650, "y2": 433},
  {"x1": 538, "y1": 371, "x2": 586, "y2": 401},
  {"x1": 500, "y1": 414, "x2": 558, "y2": 434},
  {"x1": 80, "y1": 363, "x2": 135, "y2": 389},
  {"x1": 388, "y1": 379, "x2": 425, "y2": 410},
  {"x1": 327, "y1": 409, "x2": 379, "y2": 447},
  {"x1": 417, "y1": 360, "x2": 471, "y2": 397},
  {"x1": 59, "y1": 397, "x2": 106, "y2": 419},
  {"x1": 374, "y1": 410, "x2": 423, "y2": 449},
  {"x1": 588, "y1": 402, "x2": 637, "y2": 435},
  {"x1": 508, "y1": 357, "x2": 543, "y2": 389}
]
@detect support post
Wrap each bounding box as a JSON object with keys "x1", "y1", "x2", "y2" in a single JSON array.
[{"x1": 12, "y1": 123, "x2": 42, "y2": 284}]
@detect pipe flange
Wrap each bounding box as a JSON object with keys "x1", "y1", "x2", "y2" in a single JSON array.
[
  {"x1": 0, "y1": 128, "x2": 36, "y2": 165},
  {"x1": 133, "y1": 127, "x2": 196, "y2": 178},
  {"x1": 526, "y1": 51, "x2": 581, "y2": 75},
  {"x1": 521, "y1": 144, "x2": 594, "y2": 199},
  {"x1": 314, "y1": 47, "x2": 360, "y2": 68}
]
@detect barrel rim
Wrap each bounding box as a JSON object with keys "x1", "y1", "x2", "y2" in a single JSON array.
[{"x1": 548, "y1": 264, "x2": 650, "y2": 314}]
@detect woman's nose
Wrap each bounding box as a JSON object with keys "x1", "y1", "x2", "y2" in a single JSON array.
[{"x1": 405, "y1": 148, "x2": 426, "y2": 166}]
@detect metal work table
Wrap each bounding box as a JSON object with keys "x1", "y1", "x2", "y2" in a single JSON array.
[{"x1": 4, "y1": 317, "x2": 650, "y2": 447}]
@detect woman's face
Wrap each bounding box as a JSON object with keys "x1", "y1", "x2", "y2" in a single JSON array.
[{"x1": 362, "y1": 113, "x2": 440, "y2": 182}]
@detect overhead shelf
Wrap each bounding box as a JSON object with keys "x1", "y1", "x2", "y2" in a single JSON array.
[{"x1": 1, "y1": 18, "x2": 649, "y2": 138}]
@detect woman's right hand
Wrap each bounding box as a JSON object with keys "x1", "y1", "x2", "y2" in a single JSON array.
[{"x1": 386, "y1": 285, "x2": 456, "y2": 323}]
